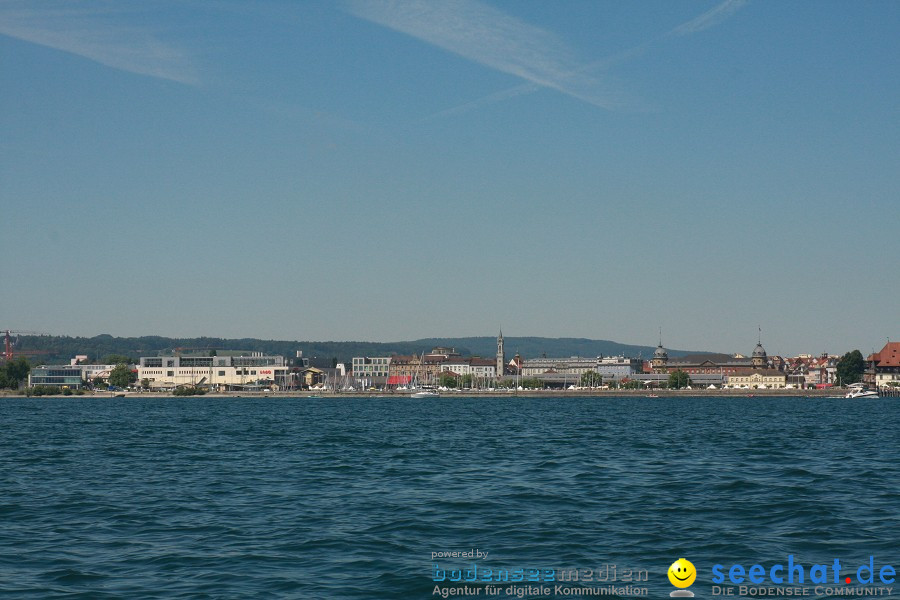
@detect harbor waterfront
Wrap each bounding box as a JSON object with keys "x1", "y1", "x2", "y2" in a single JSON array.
[
  {"x1": 1, "y1": 387, "x2": 887, "y2": 399},
  {"x1": 12, "y1": 336, "x2": 898, "y2": 394},
  {"x1": 1, "y1": 395, "x2": 898, "y2": 598}
]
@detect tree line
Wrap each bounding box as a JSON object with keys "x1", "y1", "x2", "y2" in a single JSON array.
[
  {"x1": 0, "y1": 357, "x2": 30, "y2": 389},
  {"x1": 11, "y1": 334, "x2": 684, "y2": 367}
]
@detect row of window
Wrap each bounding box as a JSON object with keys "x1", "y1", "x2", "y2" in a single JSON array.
[
  {"x1": 139, "y1": 369, "x2": 273, "y2": 377},
  {"x1": 142, "y1": 359, "x2": 176, "y2": 368},
  {"x1": 142, "y1": 358, "x2": 283, "y2": 368},
  {"x1": 232, "y1": 358, "x2": 279, "y2": 367},
  {"x1": 179, "y1": 358, "x2": 215, "y2": 367},
  {"x1": 34, "y1": 369, "x2": 82, "y2": 377}
]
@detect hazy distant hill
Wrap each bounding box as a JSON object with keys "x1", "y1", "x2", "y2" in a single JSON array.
[
  {"x1": 413, "y1": 337, "x2": 698, "y2": 360},
  {"x1": 12, "y1": 334, "x2": 700, "y2": 365}
]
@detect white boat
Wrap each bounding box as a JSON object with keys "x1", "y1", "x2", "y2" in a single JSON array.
[
  {"x1": 408, "y1": 351, "x2": 440, "y2": 398},
  {"x1": 845, "y1": 384, "x2": 879, "y2": 398}
]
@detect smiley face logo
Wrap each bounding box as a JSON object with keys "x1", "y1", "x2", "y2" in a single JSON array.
[{"x1": 668, "y1": 558, "x2": 696, "y2": 588}]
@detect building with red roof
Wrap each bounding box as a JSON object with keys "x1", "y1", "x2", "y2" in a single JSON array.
[{"x1": 867, "y1": 342, "x2": 900, "y2": 389}]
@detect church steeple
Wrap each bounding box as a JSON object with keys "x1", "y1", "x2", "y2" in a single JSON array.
[{"x1": 496, "y1": 328, "x2": 505, "y2": 379}]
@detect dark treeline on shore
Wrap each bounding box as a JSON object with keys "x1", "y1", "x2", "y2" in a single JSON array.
[{"x1": 10, "y1": 334, "x2": 699, "y2": 366}]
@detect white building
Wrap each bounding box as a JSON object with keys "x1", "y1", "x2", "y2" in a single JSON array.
[
  {"x1": 80, "y1": 364, "x2": 118, "y2": 382},
  {"x1": 521, "y1": 356, "x2": 598, "y2": 377},
  {"x1": 351, "y1": 356, "x2": 391, "y2": 378},
  {"x1": 521, "y1": 355, "x2": 641, "y2": 379},
  {"x1": 351, "y1": 356, "x2": 391, "y2": 389},
  {"x1": 725, "y1": 369, "x2": 787, "y2": 389},
  {"x1": 439, "y1": 357, "x2": 497, "y2": 379},
  {"x1": 137, "y1": 353, "x2": 288, "y2": 391},
  {"x1": 596, "y1": 356, "x2": 644, "y2": 379}
]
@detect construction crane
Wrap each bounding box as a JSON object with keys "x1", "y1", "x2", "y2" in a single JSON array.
[{"x1": 2, "y1": 330, "x2": 48, "y2": 361}]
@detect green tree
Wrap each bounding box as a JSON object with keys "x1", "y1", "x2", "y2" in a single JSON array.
[
  {"x1": 668, "y1": 369, "x2": 690, "y2": 389},
  {"x1": 1, "y1": 357, "x2": 30, "y2": 389},
  {"x1": 836, "y1": 350, "x2": 866, "y2": 386},
  {"x1": 439, "y1": 372, "x2": 458, "y2": 388},
  {"x1": 9, "y1": 357, "x2": 30, "y2": 383},
  {"x1": 108, "y1": 363, "x2": 137, "y2": 388},
  {"x1": 580, "y1": 370, "x2": 603, "y2": 387},
  {"x1": 141, "y1": 378, "x2": 151, "y2": 390},
  {"x1": 173, "y1": 385, "x2": 207, "y2": 396}
]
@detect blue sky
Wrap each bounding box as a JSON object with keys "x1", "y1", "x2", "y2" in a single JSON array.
[{"x1": 1, "y1": 0, "x2": 897, "y2": 357}]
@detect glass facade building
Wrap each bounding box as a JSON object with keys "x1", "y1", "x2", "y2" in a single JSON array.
[{"x1": 29, "y1": 367, "x2": 85, "y2": 388}]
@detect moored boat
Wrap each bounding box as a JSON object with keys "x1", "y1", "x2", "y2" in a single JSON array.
[{"x1": 844, "y1": 383, "x2": 879, "y2": 398}]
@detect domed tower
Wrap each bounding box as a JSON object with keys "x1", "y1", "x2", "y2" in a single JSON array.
[
  {"x1": 751, "y1": 341, "x2": 768, "y2": 369},
  {"x1": 651, "y1": 344, "x2": 669, "y2": 371},
  {"x1": 651, "y1": 330, "x2": 669, "y2": 372}
]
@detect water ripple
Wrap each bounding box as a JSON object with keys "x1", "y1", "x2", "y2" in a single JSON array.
[{"x1": 1, "y1": 396, "x2": 898, "y2": 598}]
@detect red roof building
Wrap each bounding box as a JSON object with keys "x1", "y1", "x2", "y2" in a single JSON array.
[{"x1": 866, "y1": 342, "x2": 900, "y2": 388}]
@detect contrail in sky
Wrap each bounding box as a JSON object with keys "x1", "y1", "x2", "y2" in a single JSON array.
[
  {"x1": 668, "y1": 0, "x2": 749, "y2": 37},
  {"x1": 346, "y1": 0, "x2": 622, "y2": 110},
  {"x1": 349, "y1": 0, "x2": 749, "y2": 120},
  {"x1": 0, "y1": 1, "x2": 199, "y2": 85}
]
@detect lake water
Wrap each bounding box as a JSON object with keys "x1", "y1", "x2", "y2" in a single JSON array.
[{"x1": 1, "y1": 396, "x2": 898, "y2": 599}]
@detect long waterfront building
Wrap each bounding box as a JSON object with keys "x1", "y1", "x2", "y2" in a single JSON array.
[
  {"x1": 520, "y1": 355, "x2": 643, "y2": 380},
  {"x1": 137, "y1": 354, "x2": 289, "y2": 391}
]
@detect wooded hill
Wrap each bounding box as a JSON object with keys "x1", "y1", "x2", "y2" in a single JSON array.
[{"x1": 10, "y1": 334, "x2": 700, "y2": 366}]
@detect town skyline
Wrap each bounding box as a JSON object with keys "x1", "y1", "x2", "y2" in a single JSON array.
[
  {"x1": 2, "y1": 1, "x2": 898, "y2": 357},
  {"x1": 20, "y1": 333, "x2": 898, "y2": 393}
]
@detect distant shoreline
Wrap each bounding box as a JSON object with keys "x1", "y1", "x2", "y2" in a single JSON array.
[{"x1": 0, "y1": 388, "x2": 885, "y2": 399}]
